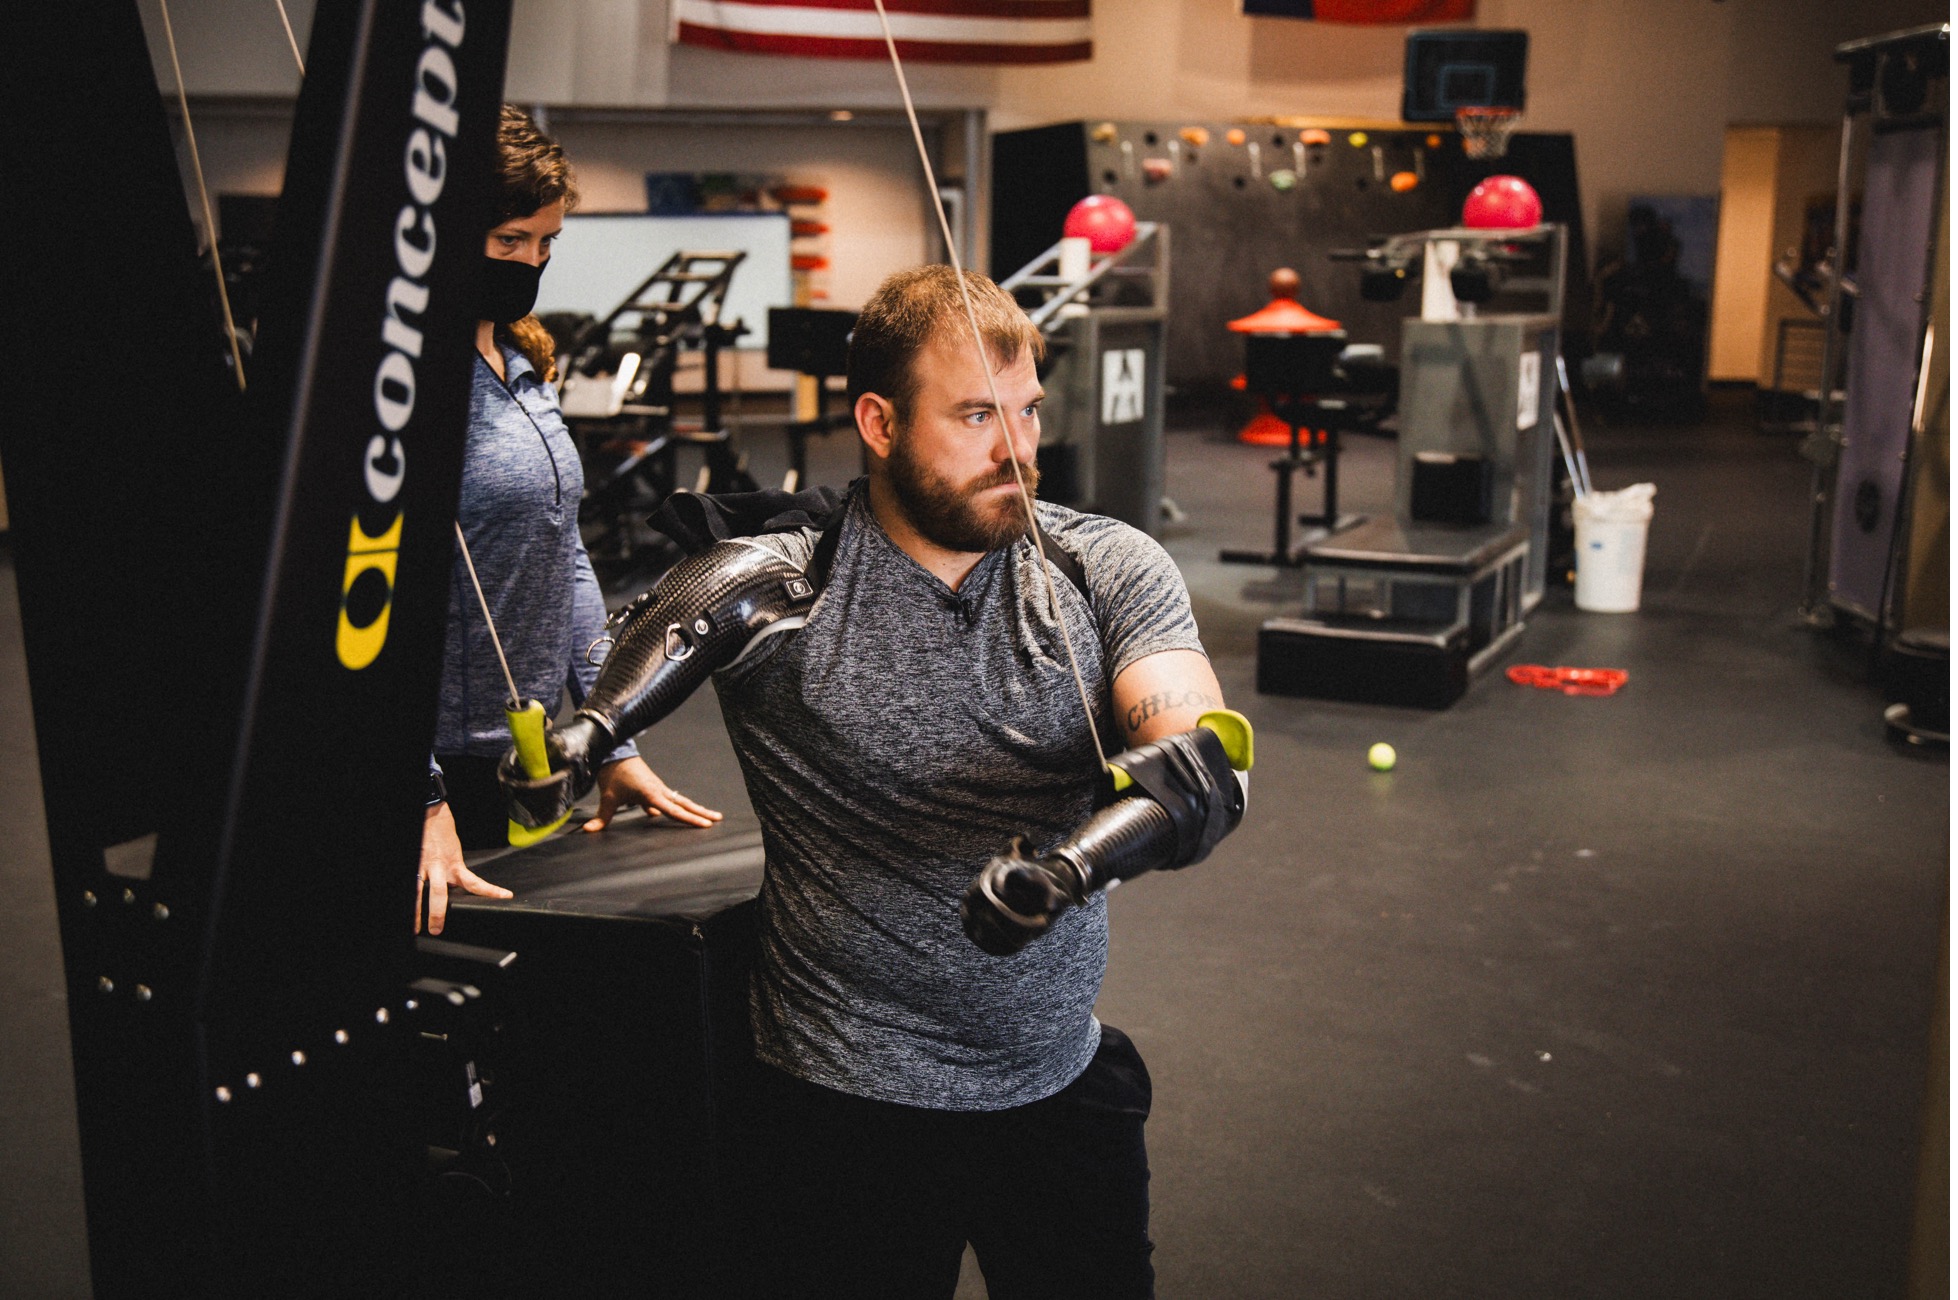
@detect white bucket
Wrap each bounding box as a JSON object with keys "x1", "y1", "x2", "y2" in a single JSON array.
[{"x1": 1573, "y1": 483, "x2": 1656, "y2": 613}]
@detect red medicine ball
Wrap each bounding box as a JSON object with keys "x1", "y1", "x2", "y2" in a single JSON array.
[
  {"x1": 1461, "y1": 175, "x2": 1543, "y2": 230},
  {"x1": 1063, "y1": 195, "x2": 1138, "y2": 252}
]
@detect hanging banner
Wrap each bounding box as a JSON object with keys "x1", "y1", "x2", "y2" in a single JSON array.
[
  {"x1": 1242, "y1": 0, "x2": 1475, "y2": 21},
  {"x1": 673, "y1": 0, "x2": 1094, "y2": 64}
]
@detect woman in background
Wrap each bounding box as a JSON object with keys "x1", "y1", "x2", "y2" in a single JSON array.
[{"x1": 417, "y1": 105, "x2": 720, "y2": 934}]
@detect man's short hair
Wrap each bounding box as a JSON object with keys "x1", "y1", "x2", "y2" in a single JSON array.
[{"x1": 847, "y1": 266, "x2": 1045, "y2": 425}]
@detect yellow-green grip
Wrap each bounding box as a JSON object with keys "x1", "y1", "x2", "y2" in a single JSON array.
[
  {"x1": 505, "y1": 700, "x2": 574, "y2": 846},
  {"x1": 507, "y1": 699, "x2": 553, "y2": 778},
  {"x1": 1108, "y1": 708, "x2": 1255, "y2": 791},
  {"x1": 1198, "y1": 709, "x2": 1255, "y2": 771}
]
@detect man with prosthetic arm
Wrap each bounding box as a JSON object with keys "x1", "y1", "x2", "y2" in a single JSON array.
[{"x1": 501, "y1": 265, "x2": 1251, "y2": 1298}]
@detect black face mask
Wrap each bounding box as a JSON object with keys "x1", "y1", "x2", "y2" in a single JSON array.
[{"x1": 478, "y1": 255, "x2": 546, "y2": 325}]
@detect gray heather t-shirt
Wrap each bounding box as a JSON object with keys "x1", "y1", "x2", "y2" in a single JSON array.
[{"x1": 716, "y1": 482, "x2": 1205, "y2": 1111}]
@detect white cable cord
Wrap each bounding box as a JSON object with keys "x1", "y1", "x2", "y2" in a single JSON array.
[
  {"x1": 455, "y1": 522, "x2": 523, "y2": 711},
  {"x1": 157, "y1": 0, "x2": 247, "y2": 390},
  {"x1": 868, "y1": 0, "x2": 1109, "y2": 770},
  {"x1": 272, "y1": 0, "x2": 306, "y2": 74}
]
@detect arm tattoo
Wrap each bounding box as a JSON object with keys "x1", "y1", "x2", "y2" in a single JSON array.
[{"x1": 1125, "y1": 688, "x2": 1220, "y2": 733}]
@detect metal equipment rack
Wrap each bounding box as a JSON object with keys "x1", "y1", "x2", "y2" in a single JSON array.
[
  {"x1": 1256, "y1": 224, "x2": 1569, "y2": 708},
  {"x1": 999, "y1": 223, "x2": 1172, "y2": 534},
  {"x1": 557, "y1": 250, "x2": 758, "y2": 570}
]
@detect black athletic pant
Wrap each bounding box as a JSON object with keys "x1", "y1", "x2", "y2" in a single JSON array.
[
  {"x1": 730, "y1": 1025, "x2": 1156, "y2": 1300},
  {"x1": 432, "y1": 753, "x2": 509, "y2": 851}
]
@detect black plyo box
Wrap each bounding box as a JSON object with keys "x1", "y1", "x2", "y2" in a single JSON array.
[{"x1": 1258, "y1": 617, "x2": 1470, "y2": 710}]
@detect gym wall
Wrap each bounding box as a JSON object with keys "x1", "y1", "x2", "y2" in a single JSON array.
[
  {"x1": 981, "y1": 0, "x2": 1944, "y2": 269},
  {"x1": 1708, "y1": 125, "x2": 1841, "y2": 387},
  {"x1": 545, "y1": 119, "x2": 932, "y2": 313},
  {"x1": 139, "y1": 0, "x2": 1942, "y2": 357}
]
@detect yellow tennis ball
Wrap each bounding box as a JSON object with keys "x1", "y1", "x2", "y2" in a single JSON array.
[{"x1": 1368, "y1": 742, "x2": 1396, "y2": 771}]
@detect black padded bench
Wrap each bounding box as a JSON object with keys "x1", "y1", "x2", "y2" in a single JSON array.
[{"x1": 438, "y1": 815, "x2": 768, "y2": 1298}]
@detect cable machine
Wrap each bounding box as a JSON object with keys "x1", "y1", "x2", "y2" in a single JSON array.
[{"x1": 7, "y1": 4, "x2": 517, "y2": 1293}]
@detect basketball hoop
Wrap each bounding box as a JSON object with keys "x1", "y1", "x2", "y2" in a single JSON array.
[{"x1": 1455, "y1": 106, "x2": 1521, "y2": 160}]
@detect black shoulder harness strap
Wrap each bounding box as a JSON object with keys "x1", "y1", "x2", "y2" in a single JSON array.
[
  {"x1": 805, "y1": 505, "x2": 1089, "y2": 609},
  {"x1": 649, "y1": 483, "x2": 1091, "y2": 614}
]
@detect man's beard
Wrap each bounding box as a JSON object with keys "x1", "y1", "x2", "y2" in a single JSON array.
[{"x1": 887, "y1": 432, "x2": 1040, "y2": 554}]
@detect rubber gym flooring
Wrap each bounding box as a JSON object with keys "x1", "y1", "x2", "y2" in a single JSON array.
[{"x1": 1, "y1": 387, "x2": 1946, "y2": 1298}]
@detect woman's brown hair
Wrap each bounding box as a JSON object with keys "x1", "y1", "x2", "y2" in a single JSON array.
[{"x1": 491, "y1": 104, "x2": 578, "y2": 382}]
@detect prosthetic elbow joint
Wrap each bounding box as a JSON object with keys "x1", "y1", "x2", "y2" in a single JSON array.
[
  {"x1": 960, "y1": 710, "x2": 1253, "y2": 956},
  {"x1": 501, "y1": 540, "x2": 815, "y2": 830}
]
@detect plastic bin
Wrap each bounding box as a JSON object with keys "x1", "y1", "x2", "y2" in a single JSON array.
[{"x1": 1573, "y1": 484, "x2": 1656, "y2": 612}]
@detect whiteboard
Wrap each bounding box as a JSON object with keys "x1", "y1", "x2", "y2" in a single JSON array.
[{"x1": 533, "y1": 212, "x2": 792, "y2": 350}]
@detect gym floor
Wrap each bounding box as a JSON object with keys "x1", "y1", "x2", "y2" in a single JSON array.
[{"x1": 1, "y1": 387, "x2": 1946, "y2": 1298}]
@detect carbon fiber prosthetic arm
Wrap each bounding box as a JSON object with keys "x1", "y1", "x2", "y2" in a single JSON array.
[
  {"x1": 501, "y1": 540, "x2": 816, "y2": 829},
  {"x1": 960, "y1": 719, "x2": 1252, "y2": 957}
]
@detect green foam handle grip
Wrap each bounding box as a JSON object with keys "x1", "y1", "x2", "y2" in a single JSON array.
[
  {"x1": 508, "y1": 700, "x2": 552, "y2": 779},
  {"x1": 505, "y1": 699, "x2": 574, "y2": 846},
  {"x1": 1107, "y1": 708, "x2": 1255, "y2": 792},
  {"x1": 1198, "y1": 709, "x2": 1255, "y2": 771}
]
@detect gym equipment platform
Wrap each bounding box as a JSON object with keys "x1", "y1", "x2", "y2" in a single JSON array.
[
  {"x1": 460, "y1": 812, "x2": 763, "y2": 920},
  {"x1": 1259, "y1": 516, "x2": 1529, "y2": 710},
  {"x1": 1000, "y1": 220, "x2": 1171, "y2": 535},
  {"x1": 1249, "y1": 225, "x2": 1568, "y2": 710},
  {"x1": 439, "y1": 816, "x2": 766, "y2": 1298}
]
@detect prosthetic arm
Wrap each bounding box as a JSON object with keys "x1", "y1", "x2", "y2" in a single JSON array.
[
  {"x1": 500, "y1": 540, "x2": 816, "y2": 829},
  {"x1": 960, "y1": 711, "x2": 1254, "y2": 956}
]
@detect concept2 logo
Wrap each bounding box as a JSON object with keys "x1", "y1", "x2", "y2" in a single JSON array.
[{"x1": 338, "y1": 0, "x2": 470, "y2": 669}]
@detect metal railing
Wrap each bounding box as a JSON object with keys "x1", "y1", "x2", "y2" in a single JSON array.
[{"x1": 998, "y1": 222, "x2": 1169, "y2": 335}]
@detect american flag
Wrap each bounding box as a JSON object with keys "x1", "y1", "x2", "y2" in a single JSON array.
[{"x1": 671, "y1": 1, "x2": 1094, "y2": 64}]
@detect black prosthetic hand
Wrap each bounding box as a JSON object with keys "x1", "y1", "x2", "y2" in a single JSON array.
[
  {"x1": 500, "y1": 712, "x2": 610, "y2": 831},
  {"x1": 960, "y1": 715, "x2": 1253, "y2": 956},
  {"x1": 961, "y1": 798, "x2": 1179, "y2": 956},
  {"x1": 500, "y1": 541, "x2": 816, "y2": 829}
]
